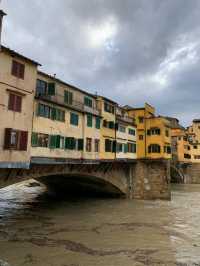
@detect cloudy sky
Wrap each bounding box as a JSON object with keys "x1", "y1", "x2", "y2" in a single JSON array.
[{"x1": 1, "y1": 0, "x2": 200, "y2": 125}]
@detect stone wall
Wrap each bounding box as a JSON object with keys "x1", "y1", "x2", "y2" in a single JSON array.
[
  {"x1": 183, "y1": 163, "x2": 200, "y2": 183},
  {"x1": 132, "y1": 159, "x2": 171, "y2": 200}
]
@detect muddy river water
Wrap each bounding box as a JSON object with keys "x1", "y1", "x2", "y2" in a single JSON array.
[{"x1": 0, "y1": 182, "x2": 200, "y2": 266}]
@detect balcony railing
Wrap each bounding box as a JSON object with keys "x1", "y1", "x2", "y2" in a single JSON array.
[
  {"x1": 35, "y1": 93, "x2": 100, "y2": 116},
  {"x1": 116, "y1": 114, "x2": 135, "y2": 125}
]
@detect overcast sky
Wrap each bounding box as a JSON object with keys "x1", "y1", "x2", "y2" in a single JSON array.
[{"x1": 1, "y1": 0, "x2": 200, "y2": 125}]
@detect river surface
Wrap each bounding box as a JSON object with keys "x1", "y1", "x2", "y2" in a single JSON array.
[{"x1": 0, "y1": 182, "x2": 200, "y2": 266}]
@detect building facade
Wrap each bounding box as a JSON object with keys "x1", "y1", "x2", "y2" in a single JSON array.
[
  {"x1": 187, "y1": 120, "x2": 200, "y2": 163},
  {"x1": 127, "y1": 103, "x2": 172, "y2": 160},
  {"x1": 0, "y1": 46, "x2": 39, "y2": 168},
  {"x1": 116, "y1": 106, "x2": 137, "y2": 160},
  {"x1": 31, "y1": 71, "x2": 101, "y2": 163}
]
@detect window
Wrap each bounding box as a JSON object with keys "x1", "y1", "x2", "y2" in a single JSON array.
[
  {"x1": 64, "y1": 90, "x2": 73, "y2": 105},
  {"x1": 103, "y1": 120, "x2": 108, "y2": 127},
  {"x1": 165, "y1": 130, "x2": 169, "y2": 137},
  {"x1": 8, "y1": 93, "x2": 22, "y2": 112},
  {"x1": 129, "y1": 128, "x2": 135, "y2": 136},
  {"x1": 108, "y1": 121, "x2": 115, "y2": 129},
  {"x1": 118, "y1": 125, "x2": 126, "y2": 133},
  {"x1": 11, "y1": 60, "x2": 25, "y2": 79},
  {"x1": 36, "y1": 79, "x2": 47, "y2": 96},
  {"x1": 49, "y1": 135, "x2": 61, "y2": 149},
  {"x1": 65, "y1": 137, "x2": 76, "y2": 150},
  {"x1": 4, "y1": 128, "x2": 28, "y2": 151},
  {"x1": 87, "y1": 114, "x2": 93, "y2": 127},
  {"x1": 86, "y1": 138, "x2": 92, "y2": 152},
  {"x1": 128, "y1": 142, "x2": 136, "y2": 153},
  {"x1": 148, "y1": 144, "x2": 161, "y2": 153},
  {"x1": 84, "y1": 96, "x2": 93, "y2": 108},
  {"x1": 104, "y1": 102, "x2": 115, "y2": 114},
  {"x1": 38, "y1": 105, "x2": 65, "y2": 122},
  {"x1": 138, "y1": 116, "x2": 144, "y2": 123},
  {"x1": 37, "y1": 103, "x2": 51, "y2": 118},
  {"x1": 194, "y1": 155, "x2": 200, "y2": 159},
  {"x1": 37, "y1": 133, "x2": 49, "y2": 147},
  {"x1": 105, "y1": 139, "x2": 112, "y2": 152},
  {"x1": 47, "y1": 83, "x2": 55, "y2": 95},
  {"x1": 164, "y1": 146, "x2": 171, "y2": 154},
  {"x1": 178, "y1": 136, "x2": 182, "y2": 141},
  {"x1": 78, "y1": 139, "x2": 84, "y2": 151},
  {"x1": 95, "y1": 139, "x2": 100, "y2": 152},
  {"x1": 70, "y1": 113, "x2": 79, "y2": 126},
  {"x1": 116, "y1": 143, "x2": 123, "y2": 153},
  {"x1": 193, "y1": 145, "x2": 197, "y2": 149},
  {"x1": 184, "y1": 154, "x2": 191, "y2": 159},
  {"x1": 139, "y1": 135, "x2": 143, "y2": 140},
  {"x1": 95, "y1": 117, "x2": 101, "y2": 129}
]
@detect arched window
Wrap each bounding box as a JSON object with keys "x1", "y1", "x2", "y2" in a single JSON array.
[{"x1": 148, "y1": 144, "x2": 161, "y2": 153}]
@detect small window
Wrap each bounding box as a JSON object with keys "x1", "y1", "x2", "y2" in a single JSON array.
[
  {"x1": 8, "y1": 93, "x2": 22, "y2": 112},
  {"x1": 36, "y1": 79, "x2": 47, "y2": 96},
  {"x1": 78, "y1": 139, "x2": 84, "y2": 151},
  {"x1": 139, "y1": 135, "x2": 143, "y2": 140},
  {"x1": 128, "y1": 128, "x2": 135, "y2": 136},
  {"x1": 128, "y1": 142, "x2": 136, "y2": 153},
  {"x1": 165, "y1": 130, "x2": 169, "y2": 137},
  {"x1": 84, "y1": 97, "x2": 93, "y2": 108},
  {"x1": 37, "y1": 133, "x2": 49, "y2": 147},
  {"x1": 64, "y1": 90, "x2": 73, "y2": 105},
  {"x1": 116, "y1": 143, "x2": 123, "y2": 153},
  {"x1": 105, "y1": 139, "x2": 112, "y2": 152},
  {"x1": 47, "y1": 83, "x2": 55, "y2": 95},
  {"x1": 138, "y1": 116, "x2": 144, "y2": 123},
  {"x1": 104, "y1": 102, "x2": 115, "y2": 114},
  {"x1": 4, "y1": 128, "x2": 28, "y2": 151},
  {"x1": 86, "y1": 138, "x2": 92, "y2": 152},
  {"x1": 193, "y1": 145, "x2": 198, "y2": 149},
  {"x1": 95, "y1": 139, "x2": 100, "y2": 152},
  {"x1": 95, "y1": 117, "x2": 101, "y2": 129},
  {"x1": 118, "y1": 125, "x2": 126, "y2": 133},
  {"x1": 11, "y1": 60, "x2": 25, "y2": 79},
  {"x1": 87, "y1": 114, "x2": 93, "y2": 127},
  {"x1": 65, "y1": 137, "x2": 76, "y2": 150},
  {"x1": 70, "y1": 113, "x2": 79, "y2": 126},
  {"x1": 148, "y1": 144, "x2": 161, "y2": 153}
]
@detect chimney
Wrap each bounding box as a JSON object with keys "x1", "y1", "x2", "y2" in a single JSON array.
[{"x1": 0, "y1": 10, "x2": 6, "y2": 51}]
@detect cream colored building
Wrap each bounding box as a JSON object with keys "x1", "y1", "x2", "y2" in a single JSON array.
[
  {"x1": 31, "y1": 71, "x2": 101, "y2": 162},
  {"x1": 116, "y1": 106, "x2": 137, "y2": 160},
  {"x1": 0, "y1": 46, "x2": 39, "y2": 168}
]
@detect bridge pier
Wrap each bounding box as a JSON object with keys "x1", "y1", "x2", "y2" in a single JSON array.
[{"x1": 131, "y1": 159, "x2": 171, "y2": 200}]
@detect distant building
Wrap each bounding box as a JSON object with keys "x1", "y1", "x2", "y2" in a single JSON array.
[{"x1": 187, "y1": 119, "x2": 200, "y2": 163}]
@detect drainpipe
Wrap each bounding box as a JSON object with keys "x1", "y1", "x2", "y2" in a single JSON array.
[{"x1": 0, "y1": 10, "x2": 6, "y2": 51}]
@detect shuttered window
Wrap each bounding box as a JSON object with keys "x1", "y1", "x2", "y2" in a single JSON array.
[
  {"x1": 11, "y1": 60, "x2": 25, "y2": 79},
  {"x1": 8, "y1": 93, "x2": 22, "y2": 112},
  {"x1": 4, "y1": 128, "x2": 28, "y2": 151},
  {"x1": 95, "y1": 117, "x2": 101, "y2": 129},
  {"x1": 95, "y1": 139, "x2": 100, "y2": 152},
  {"x1": 86, "y1": 138, "x2": 92, "y2": 152},
  {"x1": 87, "y1": 114, "x2": 93, "y2": 127},
  {"x1": 49, "y1": 135, "x2": 62, "y2": 149},
  {"x1": 31, "y1": 132, "x2": 38, "y2": 147},
  {"x1": 78, "y1": 139, "x2": 84, "y2": 151},
  {"x1": 70, "y1": 113, "x2": 79, "y2": 126},
  {"x1": 65, "y1": 137, "x2": 76, "y2": 150},
  {"x1": 36, "y1": 79, "x2": 47, "y2": 96},
  {"x1": 37, "y1": 104, "x2": 64, "y2": 122},
  {"x1": 105, "y1": 139, "x2": 112, "y2": 152},
  {"x1": 64, "y1": 91, "x2": 73, "y2": 105},
  {"x1": 84, "y1": 97, "x2": 93, "y2": 108},
  {"x1": 48, "y1": 83, "x2": 55, "y2": 95}
]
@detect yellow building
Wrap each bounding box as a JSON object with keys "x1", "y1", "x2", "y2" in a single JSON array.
[
  {"x1": 126, "y1": 103, "x2": 171, "y2": 159},
  {"x1": 187, "y1": 119, "x2": 200, "y2": 163},
  {"x1": 96, "y1": 96, "x2": 117, "y2": 160},
  {"x1": 116, "y1": 106, "x2": 137, "y2": 160},
  {"x1": 166, "y1": 117, "x2": 191, "y2": 163},
  {"x1": 31, "y1": 71, "x2": 101, "y2": 163},
  {"x1": 0, "y1": 46, "x2": 40, "y2": 168}
]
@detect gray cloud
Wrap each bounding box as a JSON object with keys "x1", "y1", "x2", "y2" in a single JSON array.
[{"x1": 2, "y1": 0, "x2": 200, "y2": 125}]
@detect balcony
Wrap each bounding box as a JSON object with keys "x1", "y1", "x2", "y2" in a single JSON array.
[
  {"x1": 116, "y1": 114, "x2": 135, "y2": 125},
  {"x1": 35, "y1": 93, "x2": 100, "y2": 116}
]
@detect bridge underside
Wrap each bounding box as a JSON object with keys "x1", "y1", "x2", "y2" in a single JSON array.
[
  {"x1": 0, "y1": 160, "x2": 171, "y2": 200},
  {"x1": 38, "y1": 174, "x2": 125, "y2": 197}
]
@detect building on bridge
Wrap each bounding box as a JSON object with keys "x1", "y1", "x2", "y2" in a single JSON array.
[
  {"x1": 125, "y1": 103, "x2": 172, "y2": 160},
  {"x1": 187, "y1": 119, "x2": 200, "y2": 163},
  {"x1": 0, "y1": 45, "x2": 40, "y2": 168},
  {"x1": 31, "y1": 71, "x2": 102, "y2": 163}
]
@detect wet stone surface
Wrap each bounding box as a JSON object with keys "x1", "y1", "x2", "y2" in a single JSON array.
[{"x1": 0, "y1": 181, "x2": 200, "y2": 265}]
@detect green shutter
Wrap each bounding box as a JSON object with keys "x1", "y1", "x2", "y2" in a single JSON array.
[
  {"x1": 95, "y1": 117, "x2": 101, "y2": 129},
  {"x1": 78, "y1": 139, "x2": 84, "y2": 151},
  {"x1": 70, "y1": 113, "x2": 79, "y2": 126},
  {"x1": 51, "y1": 107, "x2": 56, "y2": 120},
  {"x1": 69, "y1": 92, "x2": 73, "y2": 104},
  {"x1": 84, "y1": 97, "x2": 92, "y2": 107},
  {"x1": 31, "y1": 132, "x2": 38, "y2": 147},
  {"x1": 112, "y1": 141, "x2": 116, "y2": 153},
  {"x1": 64, "y1": 91, "x2": 73, "y2": 105},
  {"x1": 48, "y1": 83, "x2": 55, "y2": 95},
  {"x1": 49, "y1": 135, "x2": 56, "y2": 149},
  {"x1": 55, "y1": 135, "x2": 60, "y2": 148},
  {"x1": 87, "y1": 114, "x2": 93, "y2": 127},
  {"x1": 124, "y1": 143, "x2": 128, "y2": 153},
  {"x1": 65, "y1": 137, "x2": 70, "y2": 149}
]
